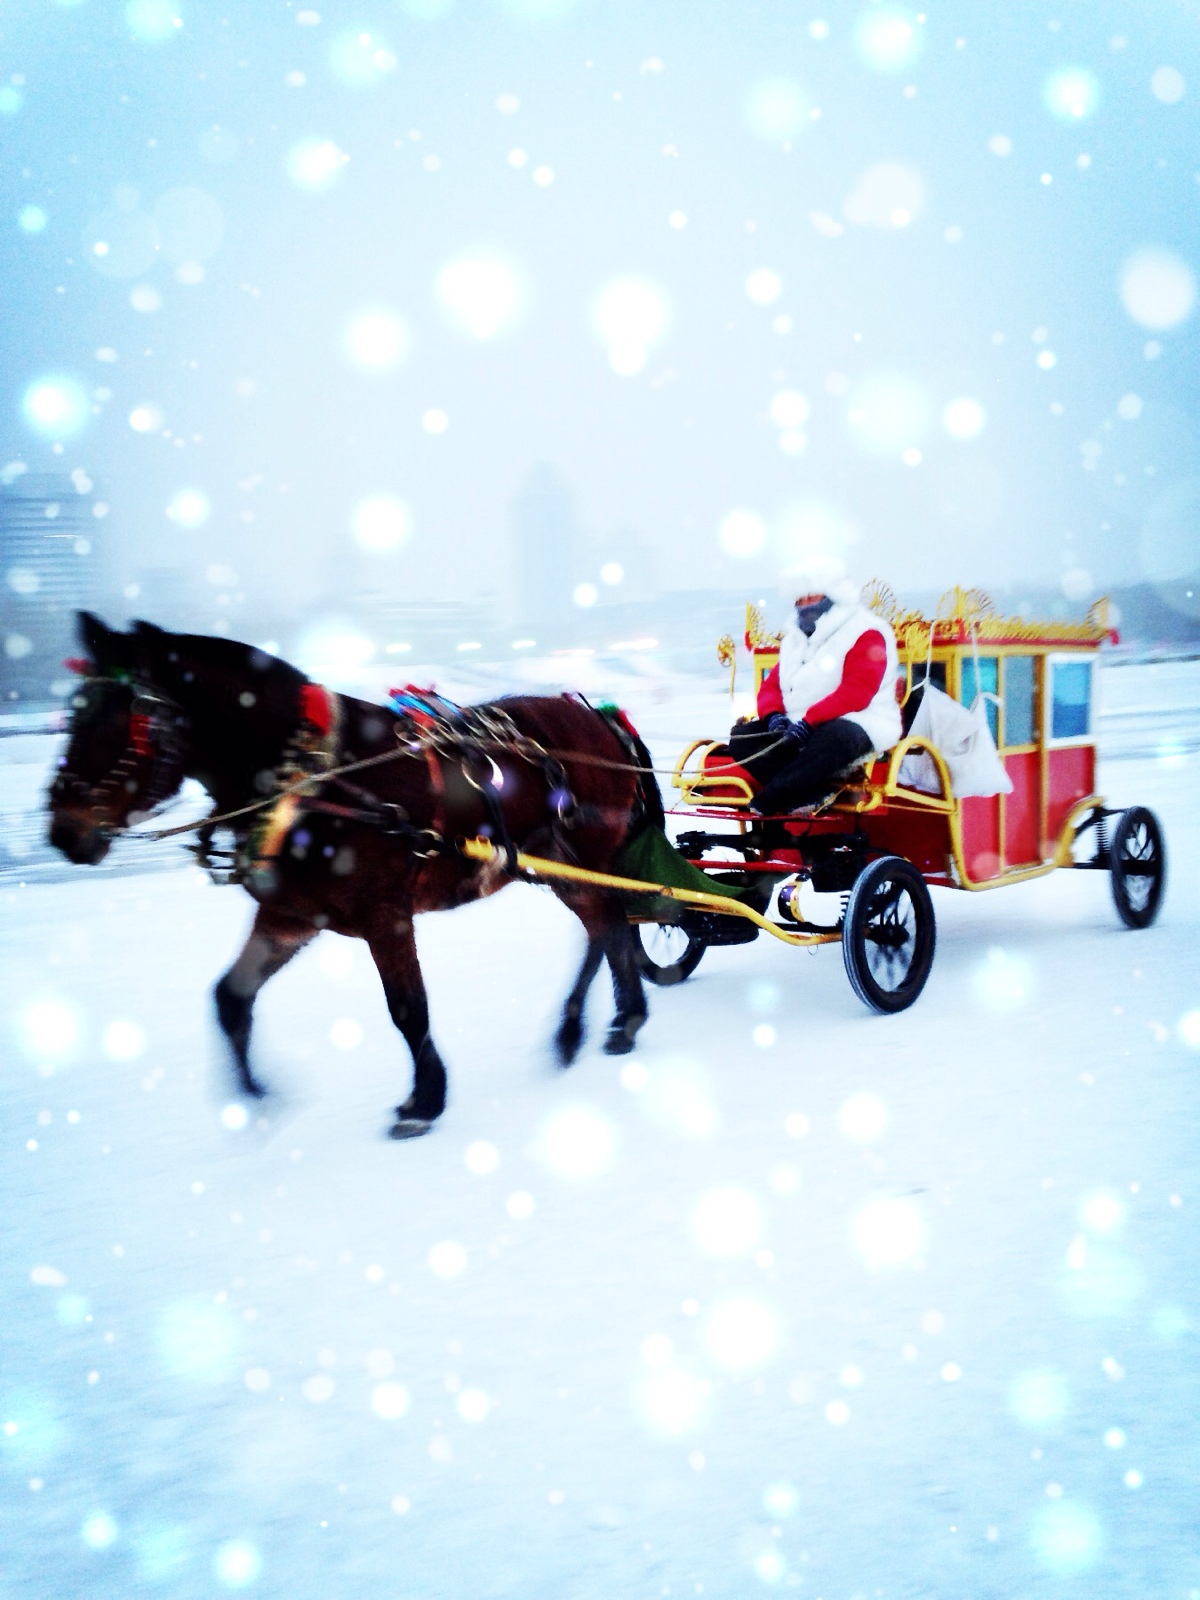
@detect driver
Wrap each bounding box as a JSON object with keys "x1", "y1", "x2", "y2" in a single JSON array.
[{"x1": 729, "y1": 566, "x2": 901, "y2": 815}]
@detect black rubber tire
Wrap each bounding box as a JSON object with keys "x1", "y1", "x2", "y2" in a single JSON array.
[
  {"x1": 1109, "y1": 806, "x2": 1166, "y2": 929},
  {"x1": 842, "y1": 855, "x2": 936, "y2": 1014},
  {"x1": 635, "y1": 922, "x2": 707, "y2": 986}
]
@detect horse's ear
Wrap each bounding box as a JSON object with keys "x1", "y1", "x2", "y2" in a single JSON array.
[
  {"x1": 129, "y1": 620, "x2": 168, "y2": 678},
  {"x1": 132, "y1": 620, "x2": 166, "y2": 652}
]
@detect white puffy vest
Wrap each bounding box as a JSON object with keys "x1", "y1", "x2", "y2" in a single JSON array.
[{"x1": 777, "y1": 603, "x2": 902, "y2": 752}]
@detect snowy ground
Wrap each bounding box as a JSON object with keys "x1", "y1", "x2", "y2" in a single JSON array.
[{"x1": 2, "y1": 667, "x2": 1199, "y2": 1598}]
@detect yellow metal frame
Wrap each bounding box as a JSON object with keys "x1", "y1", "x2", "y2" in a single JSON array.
[
  {"x1": 672, "y1": 738, "x2": 755, "y2": 807},
  {"x1": 459, "y1": 836, "x2": 839, "y2": 947},
  {"x1": 460, "y1": 777, "x2": 1104, "y2": 949}
]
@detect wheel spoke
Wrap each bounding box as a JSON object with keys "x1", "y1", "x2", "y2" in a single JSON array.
[
  {"x1": 1110, "y1": 807, "x2": 1165, "y2": 929},
  {"x1": 642, "y1": 924, "x2": 690, "y2": 966},
  {"x1": 843, "y1": 855, "x2": 936, "y2": 1012},
  {"x1": 864, "y1": 884, "x2": 915, "y2": 990}
]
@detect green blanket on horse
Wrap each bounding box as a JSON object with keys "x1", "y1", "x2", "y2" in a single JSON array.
[{"x1": 613, "y1": 824, "x2": 750, "y2": 915}]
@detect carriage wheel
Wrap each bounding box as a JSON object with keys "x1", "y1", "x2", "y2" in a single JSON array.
[
  {"x1": 636, "y1": 922, "x2": 706, "y2": 986},
  {"x1": 842, "y1": 856, "x2": 936, "y2": 1014},
  {"x1": 1109, "y1": 806, "x2": 1166, "y2": 930}
]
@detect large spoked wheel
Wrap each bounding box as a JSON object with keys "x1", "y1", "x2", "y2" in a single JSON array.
[
  {"x1": 636, "y1": 922, "x2": 706, "y2": 987},
  {"x1": 842, "y1": 856, "x2": 936, "y2": 1014},
  {"x1": 1109, "y1": 806, "x2": 1166, "y2": 929}
]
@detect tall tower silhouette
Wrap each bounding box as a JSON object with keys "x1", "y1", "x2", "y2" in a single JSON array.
[{"x1": 510, "y1": 464, "x2": 577, "y2": 635}]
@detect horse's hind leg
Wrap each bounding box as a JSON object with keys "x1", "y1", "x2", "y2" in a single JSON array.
[
  {"x1": 366, "y1": 916, "x2": 447, "y2": 1140},
  {"x1": 215, "y1": 907, "x2": 317, "y2": 1098},
  {"x1": 555, "y1": 890, "x2": 648, "y2": 1061},
  {"x1": 600, "y1": 916, "x2": 648, "y2": 1055}
]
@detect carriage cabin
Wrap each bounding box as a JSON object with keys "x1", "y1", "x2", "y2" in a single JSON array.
[{"x1": 678, "y1": 585, "x2": 1120, "y2": 890}]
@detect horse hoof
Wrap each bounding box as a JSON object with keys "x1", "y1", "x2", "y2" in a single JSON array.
[
  {"x1": 554, "y1": 1019, "x2": 584, "y2": 1067},
  {"x1": 602, "y1": 1030, "x2": 636, "y2": 1056},
  {"x1": 388, "y1": 1116, "x2": 434, "y2": 1140}
]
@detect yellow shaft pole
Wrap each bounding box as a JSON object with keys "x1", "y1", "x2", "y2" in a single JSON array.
[{"x1": 459, "y1": 836, "x2": 839, "y2": 947}]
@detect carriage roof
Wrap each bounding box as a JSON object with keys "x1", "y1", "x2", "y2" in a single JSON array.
[{"x1": 724, "y1": 583, "x2": 1119, "y2": 671}]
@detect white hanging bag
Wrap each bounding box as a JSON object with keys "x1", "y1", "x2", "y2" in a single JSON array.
[{"x1": 898, "y1": 626, "x2": 1013, "y2": 800}]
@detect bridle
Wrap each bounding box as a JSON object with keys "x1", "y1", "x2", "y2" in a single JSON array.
[{"x1": 49, "y1": 676, "x2": 191, "y2": 832}]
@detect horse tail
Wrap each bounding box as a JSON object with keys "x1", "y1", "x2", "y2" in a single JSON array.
[{"x1": 597, "y1": 706, "x2": 664, "y2": 835}]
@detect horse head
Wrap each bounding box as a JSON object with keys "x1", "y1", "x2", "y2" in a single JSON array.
[{"x1": 47, "y1": 612, "x2": 191, "y2": 864}]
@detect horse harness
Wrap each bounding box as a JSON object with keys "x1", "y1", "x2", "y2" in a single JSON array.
[
  {"x1": 50, "y1": 676, "x2": 190, "y2": 833},
  {"x1": 239, "y1": 691, "x2": 613, "y2": 886}
]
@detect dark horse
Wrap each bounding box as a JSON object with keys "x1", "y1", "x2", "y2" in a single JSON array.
[{"x1": 48, "y1": 612, "x2": 658, "y2": 1137}]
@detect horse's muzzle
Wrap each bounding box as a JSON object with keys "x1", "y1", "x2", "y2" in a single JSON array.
[{"x1": 48, "y1": 812, "x2": 112, "y2": 865}]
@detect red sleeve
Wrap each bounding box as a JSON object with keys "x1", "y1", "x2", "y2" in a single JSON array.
[
  {"x1": 804, "y1": 630, "x2": 887, "y2": 724},
  {"x1": 756, "y1": 664, "x2": 785, "y2": 718}
]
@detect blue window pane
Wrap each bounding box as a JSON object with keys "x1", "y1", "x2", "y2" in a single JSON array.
[
  {"x1": 961, "y1": 656, "x2": 999, "y2": 739},
  {"x1": 1052, "y1": 661, "x2": 1091, "y2": 738},
  {"x1": 1003, "y1": 655, "x2": 1035, "y2": 746}
]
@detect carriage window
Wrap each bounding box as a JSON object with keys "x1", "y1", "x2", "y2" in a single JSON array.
[
  {"x1": 960, "y1": 655, "x2": 999, "y2": 741},
  {"x1": 1002, "y1": 655, "x2": 1035, "y2": 746},
  {"x1": 1050, "y1": 659, "x2": 1091, "y2": 739},
  {"x1": 911, "y1": 659, "x2": 947, "y2": 692}
]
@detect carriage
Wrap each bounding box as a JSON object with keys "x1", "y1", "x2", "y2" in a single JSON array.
[{"x1": 492, "y1": 583, "x2": 1165, "y2": 1014}]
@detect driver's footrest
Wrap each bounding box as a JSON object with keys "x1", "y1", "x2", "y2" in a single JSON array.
[{"x1": 679, "y1": 909, "x2": 759, "y2": 946}]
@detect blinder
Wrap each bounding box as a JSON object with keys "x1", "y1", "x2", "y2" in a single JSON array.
[{"x1": 51, "y1": 675, "x2": 189, "y2": 829}]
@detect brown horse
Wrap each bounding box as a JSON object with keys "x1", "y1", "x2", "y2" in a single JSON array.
[{"x1": 48, "y1": 613, "x2": 658, "y2": 1137}]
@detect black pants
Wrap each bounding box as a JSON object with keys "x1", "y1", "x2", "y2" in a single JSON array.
[{"x1": 728, "y1": 716, "x2": 874, "y2": 813}]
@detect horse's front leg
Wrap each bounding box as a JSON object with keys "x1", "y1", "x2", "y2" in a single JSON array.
[
  {"x1": 366, "y1": 914, "x2": 447, "y2": 1139},
  {"x1": 555, "y1": 937, "x2": 605, "y2": 1065},
  {"x1": 215, "y1": 906, "x2": 317, "y2": 1098}
]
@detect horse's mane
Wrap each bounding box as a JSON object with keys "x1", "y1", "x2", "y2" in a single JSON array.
[{"x1": 128, "y1": 621, "x2": 308, "y2": 725}]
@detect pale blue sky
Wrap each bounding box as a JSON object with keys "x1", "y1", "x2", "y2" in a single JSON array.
[{"x1": 2, "y1": 0, "x2": 1197, "y2": 618}]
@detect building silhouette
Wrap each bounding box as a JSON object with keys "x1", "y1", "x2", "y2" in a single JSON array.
[{"x1": 1, "y1": 473, "x2": 97, "y2": 709}]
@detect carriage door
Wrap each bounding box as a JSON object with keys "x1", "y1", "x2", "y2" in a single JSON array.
[
  {"x1": 1043, "y1": 653, "x2": 1097, "y2": 850},
  {"x1": 999, "y1": 653, "x2": 1041, "y2": 866}
]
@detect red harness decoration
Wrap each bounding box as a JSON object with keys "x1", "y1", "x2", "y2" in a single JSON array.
[
  {"x1": 128, "y1": 713, "x2": 153, "y2": 757},
  {"x1": 610, "y1": 706, "x2": 645, "y2": 747},
  {"x1": 299, "y1": 682, "x2": 335, "y2": 735}
]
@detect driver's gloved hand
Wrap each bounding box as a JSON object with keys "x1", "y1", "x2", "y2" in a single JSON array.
[{"x1": 767, "y1": 714, "x2": 813, "y2": 745}]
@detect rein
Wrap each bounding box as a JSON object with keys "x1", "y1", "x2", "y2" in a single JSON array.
[{"x1": 120, "y1": 699, "x2": 793, "y2": 850}]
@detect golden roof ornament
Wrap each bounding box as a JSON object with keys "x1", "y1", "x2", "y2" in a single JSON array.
[
  {"x1": 716, "y1": 633, "x2": 737, "y2": 698},
  {"x1": 861, "y1": 579, "x2": 898, "y2": 622}
]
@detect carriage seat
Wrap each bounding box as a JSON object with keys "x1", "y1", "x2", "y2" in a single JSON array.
[
  {"x1": 678, "y1": 740, "x2": 893, "y2": 812},
  {"x1": 696, "y1": 743, "x2": 760, "y2": 803}
]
